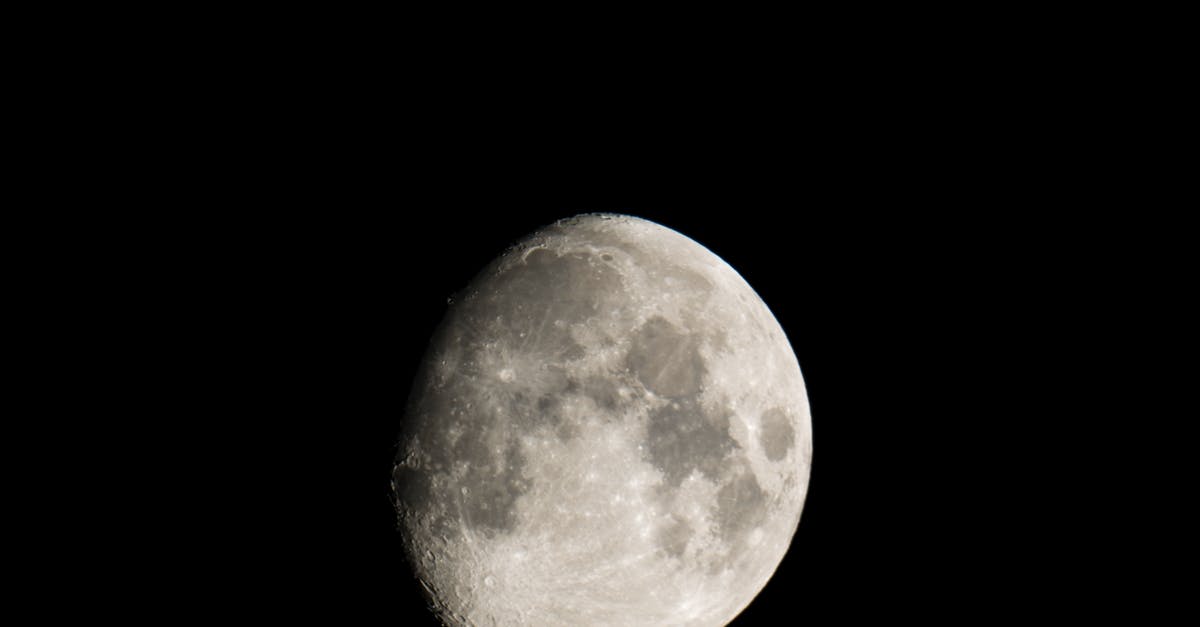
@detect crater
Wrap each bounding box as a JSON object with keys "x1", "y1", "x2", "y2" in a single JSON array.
[
  {"x1": 644, "y1": 398, "x2": 736, "y2": 487},
  {"x1": 627, "y1": 317, "x2": 706, "y2": 398},
  {"x1": 466, "y1": 248, "x2": 624, "y2": 363},
  {"x1": 580, "y1": 227, "x2": 712, "y2": 297},
  {"x1": 713, "y1": 466, "x2": 769, "y2": 542},
  {"x1": 759, "y1": 407, "x2": 796, "y2": 461},
  {"x1": 659, "y1": 264, "x2": 713, "y2": 295}
]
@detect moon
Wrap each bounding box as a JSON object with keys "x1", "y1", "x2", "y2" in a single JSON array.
[{"x1": 393, "y1": 214, "x2": 812, "y2": 626}]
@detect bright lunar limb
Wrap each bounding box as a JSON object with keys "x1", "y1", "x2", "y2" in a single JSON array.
[{"x1": 393, "y1": 214, "x2": 813, "y2": 626}]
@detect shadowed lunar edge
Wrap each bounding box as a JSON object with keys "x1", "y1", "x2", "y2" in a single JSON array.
[{"x1": 392, "y1": 214, "x2": 810, "y2": 626}]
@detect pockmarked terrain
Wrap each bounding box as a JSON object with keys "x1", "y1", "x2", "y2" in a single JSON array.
[{"x1": 393, "y1": 214, "x2": 812, "y2": 626}]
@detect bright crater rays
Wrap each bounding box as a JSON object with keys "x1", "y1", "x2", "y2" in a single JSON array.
[{"x1": 393, "y1": 214, "x2": 812, "y2": 626}]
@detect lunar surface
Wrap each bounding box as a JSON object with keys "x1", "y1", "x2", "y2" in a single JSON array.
[{"x1": 392, "y1": 214, "x2": 812, "y2": 626}]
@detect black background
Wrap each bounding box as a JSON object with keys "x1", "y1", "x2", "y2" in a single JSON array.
[
  {"x1": 130, "y1": 57, "x2": 1118, "y2": 619},
  {"x1": 23, "y1": 3, "x2": 1179, "y2": 617},
  {"x1": 37, "y1": 9, "x2": 1173, "y2": 620}
]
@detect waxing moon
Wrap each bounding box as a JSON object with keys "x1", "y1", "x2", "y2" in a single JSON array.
[{"x1": 393, "y1": 214, "x2": 812, "y2": 626}]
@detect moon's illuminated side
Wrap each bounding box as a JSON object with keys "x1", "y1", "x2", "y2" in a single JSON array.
[{"x1": 393, "y1": 214, "x2": 812, "y2": 626}]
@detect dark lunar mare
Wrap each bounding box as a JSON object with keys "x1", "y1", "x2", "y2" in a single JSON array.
[
  {"x1": 658, "y1": 516, "x2": 694, "y2": 559},
  {"x1": 713, "y1": 467, "x2": 769, "y2": 542},
  {"x1": 394, "y1": 245, "x2": 629, "y2": 543},
  {"x1": 392, "y1": 215, "x2": 810, "y2": 626},
  {"x1": 759, "y1": 407, "x2": 795, "y2": 462},
  {"x1": 627, "y1": 316, "x2": 707, "y2": 398},
  {"x1": 644, "y1": 398, "x2": 737, "y2": 488}
]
